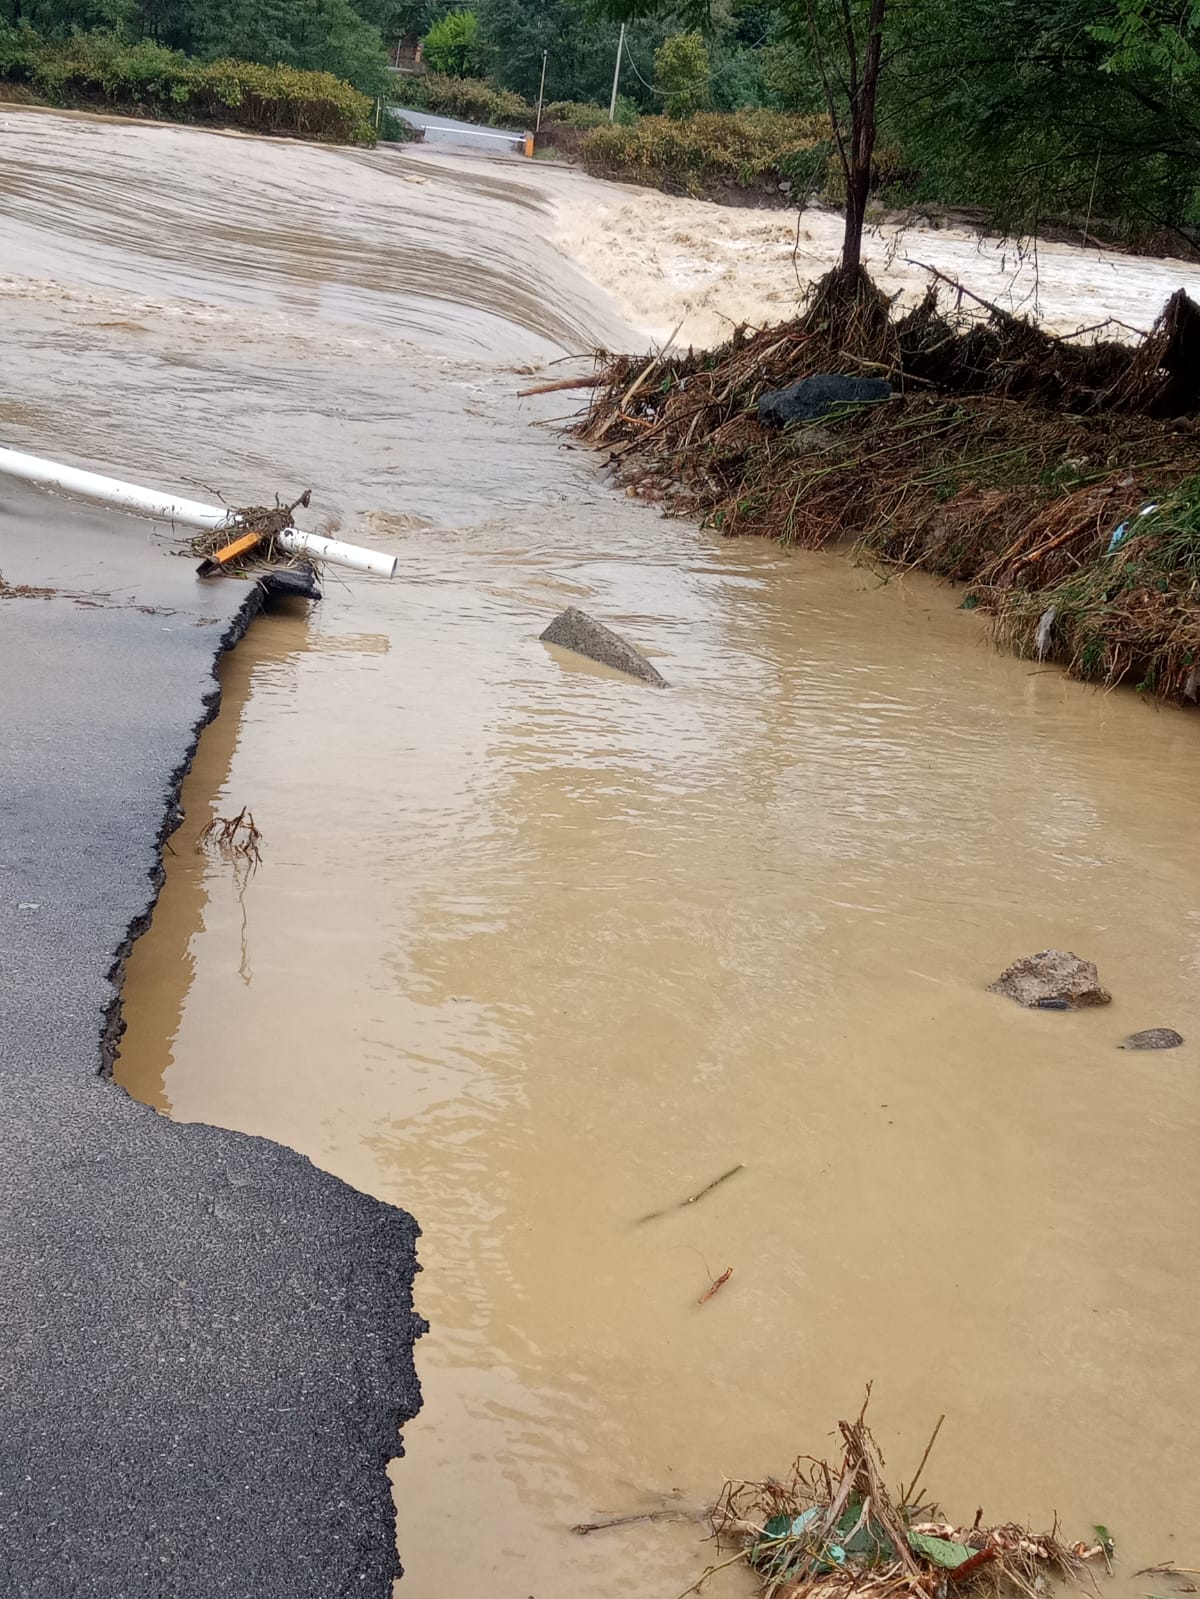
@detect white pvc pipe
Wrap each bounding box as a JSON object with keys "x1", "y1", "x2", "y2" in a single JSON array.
[
  {"x1": 0, "y1": 444, "x2": 399, "y2": 579},
  {"x1": 0, "y1": 445, "x2": 229, "y2": 530},
  {"x1": 277, "y1": 527, "x2": 397, "y2": 579}
]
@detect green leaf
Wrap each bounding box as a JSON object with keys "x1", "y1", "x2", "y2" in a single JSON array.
[{"x1": 908, "y1": 1532, "x2": 976, "y2": 1569}]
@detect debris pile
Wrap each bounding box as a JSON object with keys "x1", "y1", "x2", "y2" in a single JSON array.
[
  {"x1": 574, "y1": 270, "x2": 1200, "y2": 701},
  {"x1": 706, "y1": 1407, "x2": 1107, "y2": 1599},
  {"x1": 192, "y1": 492, "x2": 320, "y2": 598}
]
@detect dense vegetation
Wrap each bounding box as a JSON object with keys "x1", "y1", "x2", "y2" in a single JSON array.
[
  {"x1": 593, "y1": 0, "x2": 1200, "y2": 250},
  {"x1": 579, "y1": 108, "x2": 823, "y2": 199},
  {"x1": 5, "y1": 0, "x2": 1200, "y2": 248},
  {"x1": 0, "y1": 25, "x2": 378, "y2": 139},
  {"x1": 0, "y1": 0, "x2": 407, "y2": 93}
]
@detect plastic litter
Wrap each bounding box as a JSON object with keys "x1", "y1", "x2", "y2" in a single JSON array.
[
  {"x1": 1106, "y1": 502, "x2": 1158, "y2": 555},
  {"x1": 1035, "y1": 605, "x2": 1056, "y2": 660}
]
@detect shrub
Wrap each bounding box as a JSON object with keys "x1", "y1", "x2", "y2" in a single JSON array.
[
  {"x1": 543, "y1": 98, "x2": 610, "y2": 129},
  {"x1": 421, "y1": 11, "x2": 488, "y2": 79},
  {"x1": 0, "y1": 22, "x2": 39, "y2": 79},
  {"x1": 1, "y1": 30, "x2": 377, "y2": 144},
  {"x1": 420, "y1": 70, "x2": 532, "y2": 127},
  {"x1": 654, "y1": 31, "x2": 711, "y2": 120},
  {"x1": 580, "y1": 108, "x2": 825, "y2": 196}
]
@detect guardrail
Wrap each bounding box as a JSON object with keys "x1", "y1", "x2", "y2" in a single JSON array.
[{"x1": 389, "y1": 107, "x2": 530, "y2": 155}]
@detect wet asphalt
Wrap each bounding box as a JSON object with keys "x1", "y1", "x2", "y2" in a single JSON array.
[{"x1": 0, "y1": 483, "x2": 422, "y2": 1598}]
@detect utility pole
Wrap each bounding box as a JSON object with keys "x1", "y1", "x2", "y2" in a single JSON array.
[
  {"x1": 536, "y1": 48, "x2": 548, "y2": 133},
  {"x1": 608, "y1": 22, "x2": 625, "y2": 122}
]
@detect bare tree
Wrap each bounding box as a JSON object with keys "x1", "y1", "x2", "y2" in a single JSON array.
[{"x1": 805, "y1": 0, "x2": 888, "y2": 273}]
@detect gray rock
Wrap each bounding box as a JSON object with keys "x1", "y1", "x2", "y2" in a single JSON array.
[
  {"x1": 758, "y1": 374, "x2": 892, "y2": 426},
  {"x1": 540, "y1": 606, "x2": 668, "y2": 687},
  {"x1": 1121, "y1": 1028, "x2": 1184, "y2": 1050},
  {"x1": 988, "y1": 949, "x2": 1112, "y2": 1008}
]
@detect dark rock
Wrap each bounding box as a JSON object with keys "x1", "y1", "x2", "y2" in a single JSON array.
[
  {"x1": 1121, "y1": 1028, "x2": 1184, "y2": 1050},
  {"x1": 988, "y1": 949, "x2": 1112, "y2": 1008},
  {"x1": 758, "y1": 374, "x2": 893, "y2": 427},
  {"x1": 258, "y1": 561, "x2": 321, "y2": 601},
  {"x1": 540, "y1": 606, "x2": 668, "y2": 687}
]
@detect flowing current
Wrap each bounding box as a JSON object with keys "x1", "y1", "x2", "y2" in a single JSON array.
[{"x1": 3, "y1": 107, "x2": 1199, "y2": 1597}]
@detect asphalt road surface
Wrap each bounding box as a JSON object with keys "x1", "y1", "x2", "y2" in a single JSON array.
[
  {"x1": 0, "y1": 482, "x2": 423, "y2": 1599},
  {"x1": 389, "y1": 105, "x2": 529, "y2": 152}
]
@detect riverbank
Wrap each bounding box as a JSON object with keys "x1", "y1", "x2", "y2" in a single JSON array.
[{"x1": 578, "y1": 273, "x2": 1200, "y2": 703}]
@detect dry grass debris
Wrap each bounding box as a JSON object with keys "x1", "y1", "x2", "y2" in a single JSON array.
[
  {"x1": 575, "y1": 270, "x2": 1200, "y2": 702},
  {"x1": 696, "y1": 1405, "x2": 1104, "y2": 1599},
  {"x1": 191, "y1": 490, "x2": 312, "y2": 576}
]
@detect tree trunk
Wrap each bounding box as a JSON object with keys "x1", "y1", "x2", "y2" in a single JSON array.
[
  {"x1": 839, "y1": 0, "x2": 887, "y2": 275},
  {"x1": 841, "y1": 165, "x2": 870, "y2": 272}
]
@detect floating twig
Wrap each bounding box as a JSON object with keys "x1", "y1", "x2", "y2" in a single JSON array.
[
  {"x1": 572, "y1": 1508, "x2": 697, "y2": 1535},
  {"x1": 697, "y1": 1266, "x2": 733, "y2": 1305},
  {"x1": 636, "y1": 1162, "x2": 745, "y2": 1225}
]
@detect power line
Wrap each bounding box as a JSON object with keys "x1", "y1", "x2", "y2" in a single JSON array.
[{"x1": 621, "y1": 30, "x2": 667, "y2": 95}]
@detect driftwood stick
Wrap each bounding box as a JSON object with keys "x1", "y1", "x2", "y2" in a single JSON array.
[
  {"x1": 899, "y1": 1413, "x2": 945, "y2": 1508},
  {"x1": 904, "y1": 259, "x2": 1014, "y2": 322},
  {"x1": 518, "y1": 373, "x2": 604, "y2": 398},
  {"x1": 572, "y1": 1509, "x2": 696, "y2": 1535},
  {"x1": 636, "y1": 1162, "x2": 745, "y2": 1224}
]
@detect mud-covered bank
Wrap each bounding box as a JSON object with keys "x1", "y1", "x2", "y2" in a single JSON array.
[
  {"x1": 579, "y1": 276, "x2": 1200, "y2": 703},
  {"x1": 0, "y1": 483, "x2": 423, "y2": 1599}
]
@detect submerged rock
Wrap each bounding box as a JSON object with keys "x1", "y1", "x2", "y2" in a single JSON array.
[
  {"x1": 758, "y1": 374, "x2": 892, "y2": 426},
  {"x1": 1121, "y1": 1028, "x2": 1184, "y2": 1050},
  {"x1": 988, "y1": 949, "x2": 1112, "y2": 1008},
  {"x1": 540, "y1": 606, "x2": 668, "y2": 687}
]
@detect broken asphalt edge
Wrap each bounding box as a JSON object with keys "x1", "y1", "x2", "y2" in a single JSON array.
[{"x1": 92, "y1": 583, "x2": 426, "y2": 1594}]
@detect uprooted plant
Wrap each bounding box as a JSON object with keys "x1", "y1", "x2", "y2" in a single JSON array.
[
  {"x1": 198, "y1": 807, "x2": 264, "y2": 871},
  {"x1": 697, "y1": 1400, "x2": 1109, "y2": 1599}
]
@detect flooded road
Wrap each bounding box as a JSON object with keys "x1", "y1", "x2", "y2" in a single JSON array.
[{"x1": 3, "y1": 109, "x2": 1198, "y2": 1597}]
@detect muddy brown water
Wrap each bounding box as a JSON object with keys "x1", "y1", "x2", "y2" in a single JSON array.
[{"x1": 3, "y1": 108, "x2": 1198, "y2": 1598}]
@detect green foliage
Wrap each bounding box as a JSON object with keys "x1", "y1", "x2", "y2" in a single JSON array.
[
  {"x1": 886, "y1": 0, "x2": 1200, "y2": 239},
  {"x1": 580, "y1": 106, "x2": 822, "y2": 193},
  {"x1": 709, "y1": 40, "x2": 766, "y2": 109},
  {"x1": 189, "y1": 0, "x2": 391, "y2": 93},
  {"x1": 761, "y1": 36, "x2": 822, "y2": 112},
  {"x1": 654, "y1": 29, "x2": 710, "y2": 117},
  {"x1": 0, "y1": 0, "x2": 394, "y2": 92},
  {"x1": 421, "y1": 9, "x2": 486, "y2": 76},
  {"x1": 474, "y1": 0, "x2": 669, "y2": 110},
  {"x1": 543, "y1": 96, "x2": 610, "y2": 126},
  {"x1": 418, "y1": 68, "x2": 531, "y2": 124},
  {"x1": 0, "y1": 25, "x2": 377, "y2": 139},
  {"x1": 1090, "y1": 0, "x2": 1200, "y2": 79}
]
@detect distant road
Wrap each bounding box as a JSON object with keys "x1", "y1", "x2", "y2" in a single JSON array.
[{"x1": 390, "y1": 106, "x2": 528, "y2": 154}]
